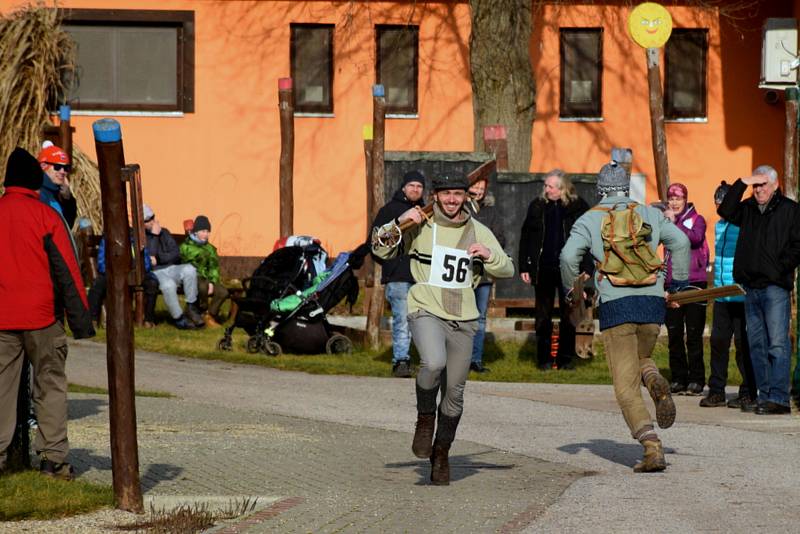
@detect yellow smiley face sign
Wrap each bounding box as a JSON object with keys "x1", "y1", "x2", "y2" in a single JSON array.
[{"x1": 628, "y1": 2, "x2": 673, "y2": 49}]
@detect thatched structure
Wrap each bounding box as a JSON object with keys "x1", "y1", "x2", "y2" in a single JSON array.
[{"x1": 0, "y1": 2, "x2": 102, "y2": 230}]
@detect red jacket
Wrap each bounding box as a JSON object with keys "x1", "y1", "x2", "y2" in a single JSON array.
[{"x1": 0, "y1": 187, "x2": 93, "y2": 337}]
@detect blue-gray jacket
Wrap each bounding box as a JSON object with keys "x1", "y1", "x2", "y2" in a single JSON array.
[{"x1": 560, "y1": 195, "x2": 690, "y2": 330}]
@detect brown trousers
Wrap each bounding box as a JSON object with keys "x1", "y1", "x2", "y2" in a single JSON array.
[
  {"x1": 197, "y1": 278, "x2": 230, "y2": 317},
  {"x1": 602, "y1": 323, "x2": 660, "y2": 438},
  {"x1": 0, "y1": 322, "x2": 69, "y2": 466}
]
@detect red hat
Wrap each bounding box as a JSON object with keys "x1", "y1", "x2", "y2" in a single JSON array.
[{"x1": 37, "y1": 141, "x2": 70, "y2": 165}]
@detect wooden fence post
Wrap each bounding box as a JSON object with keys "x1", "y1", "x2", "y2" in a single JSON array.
[
  {"x1": 278, "y1": 77, "x2": 295, "y2": 237},
  {"x1": 92, "y1": 119, "x2": 143, "y2": 513},
  {"x1": 366, "y1": 85, "x2": 386, "y2": 349},
  {"x1": 646, "y1": 48, "x2": 670, "y2": 201}
]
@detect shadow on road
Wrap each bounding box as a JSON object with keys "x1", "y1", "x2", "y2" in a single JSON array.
[
  {"x1": 558, "y1": 439, "x2": 643, "y2": 468},
  {"x1": 68, "y1": 398, "x2": 107, "y2": 421},
  {"x1": 386, "y1": 449, "x2": 515, "y2": 485}
]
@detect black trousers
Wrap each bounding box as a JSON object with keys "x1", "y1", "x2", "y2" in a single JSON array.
[
  {"x1": 666, "y1": 282, "x2": 707, "y2": 386},
  {"x1": 708, "y1": 301, "x2": 756, "y2": 398},
  {"x1": 534, "y1": 267, "x2": 576, "y2": 367},
  {"x1": 88, "y1": 273, "x2": 160, "y2": 323}
]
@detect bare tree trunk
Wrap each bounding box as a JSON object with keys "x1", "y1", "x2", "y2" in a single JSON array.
[{"x1": 469, "y1": 0, "x2": 536, "y2": 172}]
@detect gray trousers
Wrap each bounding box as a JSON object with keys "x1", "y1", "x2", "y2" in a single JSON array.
[
  {"x1": 152, "y1": 264, "x2": 199, "y2": 319},
  {"x1": 0, "y1": 322, "x2": 69, "y2": 467},
  {"x1": 408, "y1": 310, "x2": 478, "y2": 417}
]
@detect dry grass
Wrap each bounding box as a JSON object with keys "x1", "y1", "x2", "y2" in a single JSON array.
[
  {"x1": 115, "y1": 498, "x2": 258, "y2": 534},
  {"x1": 0, "y1": 2, "x2": 102, "y2": 230}
]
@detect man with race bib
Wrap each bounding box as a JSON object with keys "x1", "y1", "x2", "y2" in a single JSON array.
[{"x1": 372, "y1": 171, "x2": 514, "y2": 485}]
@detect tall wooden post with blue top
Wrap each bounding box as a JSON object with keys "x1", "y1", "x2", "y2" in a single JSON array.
[
  {"x1": 366, "y1": 85, "x2": 387, "y2": 349},
  {"x1": 93, "y1": 119, "x2": 143, "y2": 513}
]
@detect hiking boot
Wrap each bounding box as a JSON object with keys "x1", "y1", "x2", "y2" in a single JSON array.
[
  {"x1": 470, "y1": 362, "x2": 490, "y2": 373},
  {"x1": 699, "y1": 393, "x2": 726, "y2": 407},
  {"x1": 203, "y1": 313, "x2": 222, "y2": 328},
  {"x1": 685, "y1": 382, "x2": 704, "y2": 396},
  {"x1": 740, "y1": 397, "x2": 758, "y2": 413},
  {"x1": 670, "y1": 382, "x2": 687, "y2": 395},
  {"x1": 633, "y1": 439, "x2": 667, "y2": 473},
  {"x1": 645, "y1": 373, "x2": 675, "y2": 429},
  {"x1": 392, "y1": 360, "x2": 412, "y2": 378},
  {"x1": 40, "y1": 459, "x2": 74, "y2": 481},
  {"x1": 430, "y1": 441, "x2": 451, "y2": 485},
  {"x1": 174, "y1": 315, "x2": 198, "y2": 330},
  {"x1": 412, "y1": 413, "x2": 436, "y2": 458},
  {"x1": 185, "y1": 302, "x2": 205, "y2": 326},
  {"x1": 142, "y1": 321, "x2": 156, "y2": 329},
  {"x1": 726, "y1": 396, "x2": 743, "y2": 409}
]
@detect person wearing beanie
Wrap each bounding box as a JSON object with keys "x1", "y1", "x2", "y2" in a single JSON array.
[
  {"x1": 372, "y1": 171, "x2": 514, "y2": 485},
  {"x1": 143, "y1": 204, "x2": 205, "y2": 330},
  {"x1": 519, "y1": 169, "x2": 592, "y2": 371},
  {"x1": 180, "y1": 215, "x2": 229, "y2": 327},
  {"x1": 662, "y1": 183, "x2": 710, "y2": 396},
  {"x1": 0, "y1": 147, "x2": 94, "y2": 480},
  {"x1": 37, "y1": 141, "x2": 77, "y2": 228},
  {"x1": 700, "y1": 181, "x2": 757, "y2": 411},
  {"x1": 560, "y1": 160, "x2": 690, "y2": 473},
  {"x1": 370, "y1": 169, "x2": 426, "y2": 378}
]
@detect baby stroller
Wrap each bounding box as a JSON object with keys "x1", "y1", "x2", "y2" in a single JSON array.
[{"x1": 216, "y1": 241, "x2": 367, "y2": 356}]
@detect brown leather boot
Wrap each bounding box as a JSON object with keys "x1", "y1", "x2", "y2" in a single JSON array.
[
  {"x1": 412, "y1": 413, "x2": 436, "y2": 458},
  {"x1": 203, "y1": 313, "x2": 222, "y2": 328},
  {"x1": 644, "y1": 372, "x2": 676, "y2": 429},
  {"x1": 633, "y1": 439, "x2": 667, "y2": 473},
  {"x1": 430, "y1": 441, "x2": 451, "y2": 485}
]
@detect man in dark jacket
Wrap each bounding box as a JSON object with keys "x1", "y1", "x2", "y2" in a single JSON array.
[
  {"x1": 371, "y1": 171, "x2": 425, "y2": 377},
  {"x1": 718, "y1": 165, "x2": 800, "y2": 415},
  {"x1": 143, "y1": 204, "x2": 204, "y2": 329},
  {"x1": 0, "y1": 147, "x2": 95, "y2": 480}
]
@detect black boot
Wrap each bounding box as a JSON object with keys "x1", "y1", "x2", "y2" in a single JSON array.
[
  {"x1": 430, "y1": 411, "x2": 460, "y2": 486},
  {"x1": 412, "y1": 384, "x2": 438, "y2": 458},
  {"x1": 185, "y1": 302, "x2": 205, "y2": 327}
]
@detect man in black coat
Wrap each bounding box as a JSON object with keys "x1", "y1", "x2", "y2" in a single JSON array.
[
  {"x1": 371, "y1": 171, "x2": 425, "y2": 377},
  {"x1": 718, "y1": 165, "x2": 800, "y2": 414}
]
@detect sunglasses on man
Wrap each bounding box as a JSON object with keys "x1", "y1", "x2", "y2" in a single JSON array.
[{"x1": 48, "y1": 163, "x2": 71, "y2": 172}]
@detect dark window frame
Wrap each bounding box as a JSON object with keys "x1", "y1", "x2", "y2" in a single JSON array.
[
  {"x1": 664, "y1": 28, "x2": 708, "y2": 120},
  {"x1": 375, "y1": 24, "x2": 419, "y2": 115},
  {"x1": 59, "y1": 8, "x2": 195, "y2": 113},
  {"x1": 559, "y1": 27, "x2": 603, "y2": 119},
  {"x1": 290, "y1": 23, "x2": 335, "y2": 115}
]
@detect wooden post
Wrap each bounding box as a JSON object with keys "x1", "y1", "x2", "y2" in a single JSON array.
[
  {"x1": 278, "y1": 77, "x2": 295, "y2": 238},
  {"x1": 59, "y1": 105, "x2": 73, "y2": 163},
  {"x1": 122, "y1": 164, "x2": 147, "y2": 326},
  {"x1": 366, "y1": 85, "x2": 386, "y2": 350},
  {"x1": 646, "y1": 48, "x2": 670, "y2": 201},
  {"x1": 92, "y1": 119, "x2": 143, "y2": 513},
  {"x1": 483, "y1": 125, "x2": 509, "y2": 171},
  {"x1": 785, "y1": 87, "x2": 799, "y2": 201},
  {"x1": 363, "y1": 125, "x2": 375, "y2": 288}
]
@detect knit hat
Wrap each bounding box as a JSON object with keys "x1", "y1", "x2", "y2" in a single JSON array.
[
  {"x1": 193, "y1": 215, "x2": 211, "y2": 232},
  {"x1": 667, "y1": 183, "x2": 688, "y2": 199},
  {"x1": 4, "y1": 147, "x2": 43, "y2": 191},
  {"x1": 432, "y1": 171, "x2": 469, "y2": 191},
  {"x1": 597, "y1": 161, "x2": 628, "y2": 195},
  {"x1": 714, "y1": 180, "x2": 730, "y2": 204},
  {"x1": 401, "y1": 170, "x2": 425, "y2": 188},
  {"x1": 142, "y1": 204, "x2": 155, "y2": 221},
  {"x1": 37, "y1": 141, "x2": 70, "y2": 165}
]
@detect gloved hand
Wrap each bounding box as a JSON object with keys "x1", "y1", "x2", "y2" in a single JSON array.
[{"x1": 667, "y1": 279, "x2": 689, "y2": 294}]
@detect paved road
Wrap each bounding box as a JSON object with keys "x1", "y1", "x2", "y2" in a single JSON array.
[{"x1": 54, "y1": 341, "x2": 800, "y2": 532}]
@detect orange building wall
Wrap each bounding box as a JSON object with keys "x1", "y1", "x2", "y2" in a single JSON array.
[{"x1": 0, "y1": 1, "x2": 792, "y2": 258}]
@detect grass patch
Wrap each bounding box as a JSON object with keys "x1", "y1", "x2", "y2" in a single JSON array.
[
  {"x1": 68, "y1": 383, "x2": 174, "y2": 398},
  {"x1": 0, "y1": 470, "x2": 112, "y2": 521},
  {"x1": 91, "y1": 322, "x2": 745, "y2": 386},
  {"x1": 115, "y1": 498, "x2": 258, "y2": 533}
]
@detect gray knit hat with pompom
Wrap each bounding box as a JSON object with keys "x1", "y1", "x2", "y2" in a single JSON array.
[{"x1": 597, "y1": 161, "x2": 628, "y2": 195}]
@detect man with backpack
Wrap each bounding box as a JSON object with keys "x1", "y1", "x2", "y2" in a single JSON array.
[{"x1": 560, "y1": 161, "x2": 690, "y2": 473}]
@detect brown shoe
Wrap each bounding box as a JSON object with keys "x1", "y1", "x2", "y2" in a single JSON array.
[
  {"x1": 633, "y1": 439, "x2": 667, "y2": 473},
  {"x1": 645, "y1": 373, "x2": 676, "y2": 429},
  {"x1": 412, "y1": 413, "x2": 436, "y2": 458},
  {"x1": 430, "y1": 441, "x2": 451, "y2": 485},
  {"x1": 143, "y1": 321, "x2": 156, "y2": 329},
  {"x1": 40, "y1": 459, "x2": 74, "y2": 481},
  {"x1": 203, "y1": 313, "x2": 222, "y2": 328}
]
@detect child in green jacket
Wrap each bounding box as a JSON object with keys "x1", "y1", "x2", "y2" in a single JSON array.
[{"x1": 180, "y1": 215, "x2": 229, "y2": 327}]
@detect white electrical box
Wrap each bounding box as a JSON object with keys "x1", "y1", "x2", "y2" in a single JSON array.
[{"x1": 760, "y1": 18, "x2": 798, "y2": 89}]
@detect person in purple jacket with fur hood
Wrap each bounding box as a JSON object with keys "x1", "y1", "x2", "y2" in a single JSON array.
[{"x1": 664, "y1": 183, "x2": 710, "y2": 396}]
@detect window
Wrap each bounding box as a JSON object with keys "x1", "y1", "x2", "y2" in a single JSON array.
[
  {"x1": 665, "y1": 29, "x2": 708, "y2": 120},
  {"x1": 376, "y1": 25, "x2": 419, "y2": 115},
  {"x1": 560, "y1": 28, "x2": 603, "y2": 119},
  {"x1": 291, "y1": 24, "x2": 334, "y2": 114},
  {"x1": 61, "y1": 9, "x2": 194, "y2": 112}
]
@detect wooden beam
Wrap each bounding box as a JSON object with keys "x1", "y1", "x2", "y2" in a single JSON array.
[
  {"x1": 646, "y1": 48, "x2": 670, "y2": 201},
  {"x1": 366, "y1": 85, "x2": 387, "y2": 350},
  {"x1": 278, "y1": 77, "x2": 295, "y2": 237}
]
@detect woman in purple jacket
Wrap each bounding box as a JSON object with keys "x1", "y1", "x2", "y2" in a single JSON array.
[{"x1": 664, "y1": 183, "x2": 710, "y2": 396}]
